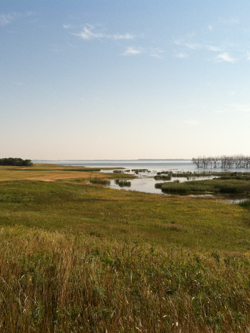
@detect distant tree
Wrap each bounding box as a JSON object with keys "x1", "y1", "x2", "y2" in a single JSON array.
[{"x1": 0, "y1": 158, "x2": 33, "y2": 166}]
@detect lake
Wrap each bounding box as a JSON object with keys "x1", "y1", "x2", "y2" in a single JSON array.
[
  {"x1": 33, "y1": 159, "x2": 194, "y2": 172},
  {"x1": 33, "y1": 159, "x2": 250, "y2": 195}
]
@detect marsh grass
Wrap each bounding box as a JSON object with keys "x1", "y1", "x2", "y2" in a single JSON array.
[
  {"x1": 160, "y1": 178, "x2": 250, "y2": 195},
  {"x1": 154, "y1": 175, "x2": 172, "y2": 180},
  {"x1": 1, "y1": 165, "x2": 250, "y2": 331},
  {"x1": 90, "y1": 178, "x2": 111, "y2": 185},
  {"x1": 0, "y1": 225, "x2": 250, "y2": 332},
  {"x1": 115, "y1": 179, "x2": 131, "y2": 187},
  {"x1": 239, "y1": 199, "x2": 250, "y2": 209},
  {"x1": 0, "y1": 179, "x2": 250, "y2": 252}
]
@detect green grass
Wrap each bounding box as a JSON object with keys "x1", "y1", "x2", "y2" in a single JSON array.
[
  {"x1": 0, "y1": 225, "x2": 250, "y2": 332},
  {"x1": 160, "y1": 178, "x2": 250, "y2": 195},
  {"x1": 0, "y1": 179, "x2": 249, "y2": 251},
  {"x1": 1, "y1": 165, "x2": 250, "y2": 331},
  {"x1": 115, "y1": 179, "x2": 131, "y2": 187},
  {"x1": 90, "y1": 178, "x2": 111, "y2": 185}
]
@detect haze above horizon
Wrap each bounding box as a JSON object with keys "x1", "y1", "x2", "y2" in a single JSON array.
[{"x1": 1, "y1": 1, "x2": 250, "y2": 160}]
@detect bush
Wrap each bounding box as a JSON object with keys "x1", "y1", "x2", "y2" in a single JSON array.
[
  {"x1": 90, "y1": 178, "x2": 110, "y2": 185},
  {"x1": 0, "y1": 157, "x2": 33, "y2": 166}
]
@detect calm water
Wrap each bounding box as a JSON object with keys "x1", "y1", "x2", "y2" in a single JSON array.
[
  {"x1": 108, "y1": 176, "x2": 216, "y2": 195},
  {"x1": 33, "y1": 159, "x2": 250, "y2": 173},
  {"x1": 33, "y1": 159, "x2": 250, "y2": 196},
  {"x1": 33, "y1": 159, "x2": 194, "y2": 172}
]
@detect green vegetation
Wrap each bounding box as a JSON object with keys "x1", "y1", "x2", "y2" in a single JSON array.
[
  {"x1": 159, "y1": 177, "x2": 250, "y2": 195},
  {"x1": 0, "y1": 157, "x2": 33, "y2": 166},
  {"x1": 1, "y1": 225, "x2": 250, "y2": 332},
  {"x1": 132, "y1": 169, "x2": 149, "y2": 174},
  {"x1": 90, "y1": 178, "x2": 111, "y2": 185},
  {"x1": 115, "y1": 179, "x2": 131, "y2": 187},
  {"x1": 154, "y1": 174, "x2": 172, "y2": 180},
  {"x1": 113, "y1": 169, "x2": 123, "y2": 174},
  {"x1": 239, "y1": 199, "x2": 250, "y2": 209},
  {"x1": 0, "y1": 165, "x2": 250, "y2": 331}
]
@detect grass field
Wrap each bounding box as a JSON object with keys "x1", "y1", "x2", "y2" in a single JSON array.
[{"x1": 0, "y1": 165, "x2": 250, "y2": 332}]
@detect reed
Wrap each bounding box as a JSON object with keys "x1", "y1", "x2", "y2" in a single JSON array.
[
  {"x1": 1, "y1": 165, "x2": 250, "y2": 331},
  {"x1": 0, "y1": 225, "x2": 250, "y2": 332},
  {"x1": 160, "y1": 178, "x2": 250, "y2": 195},
  {"x1": 90, "y1": 178, "x2": 111, "y2": 185},
  {"x1": 154, "y1": 175, "x2": 172, "y2": 180},
  {"x1": 115, "y1": 179, "x2": 131, "y2": 187}
]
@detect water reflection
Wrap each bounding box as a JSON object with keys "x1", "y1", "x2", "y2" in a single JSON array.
[
  {"x1": 107, "y1": 175, "x2": 216, "y2": 195},
  {"x1": 115, "y1": 180, "x2": 131, "y2": 187}
]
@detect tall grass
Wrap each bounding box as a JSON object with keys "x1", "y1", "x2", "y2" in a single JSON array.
[
  {"x1": 159, "y1": 178, "x2": 250, "y2": 195},
  {"x1": 1, "y1": 225, "x2": 250, "y2": 332},
  {"x1": 90, "y1": 178, "x2": 111, "y2": 185}
]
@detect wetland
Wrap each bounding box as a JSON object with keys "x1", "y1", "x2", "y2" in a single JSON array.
[{"x1": 0, "y1": 162, "x2": 250, "y2": 332}]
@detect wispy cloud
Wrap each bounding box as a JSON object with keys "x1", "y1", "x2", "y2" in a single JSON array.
[
  {"x1": 247, "y1": 52, "x2": 250, "y2": 61},
  {"x1": 207, "y1": 45, "x2": 221, "y2": 52},
  {"x1": 72, "y1": 24, "x2": 135, "y2": 41},
  {"x1": 123, "y1": 46, "x2": 143, "y2": 55},
  {"x1": 150, "y1": 48, "x2": 163, "y2": 59},
  {"x1": 208, "y1": 25, "x2": 213, "y2": 31},
  {"x1": 63, "y1": 24, "x2": 74, "y2": 30},
  {"x1": 175, "y1": 38, "x2": 221, "y2": 53},
  {"x1": 0, "y1": 14, "x2": 14, "y2": 26},
  {"x1": 175, "y1": 52, "x2": 188, "y2": 59},
  {"x1": 113, "y1": 33, "x2": 134, "y2": 40},
  {"x1": 217, "y1": 52, "x2": 235, "y2": 63},
  {"x1": 185, "y1": 42, "x2": 200, "y2": 50},
  {"x1": 219, "y1": 17, "x2": 240, "y2": 26},
  {"x1": 73, "y1": 24, "x2": 105, "y2": 40},
  {"x1": 0, "y1": 12, "x2": 33, "y2": 26}
]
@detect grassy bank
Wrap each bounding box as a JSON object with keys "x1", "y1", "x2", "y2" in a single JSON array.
[
  {"x1": 0, "y1": 165, "x2": 250, "y2": 331},
  {"x1": 159, "y1": 178, "x2": 250, "y2": 195}
]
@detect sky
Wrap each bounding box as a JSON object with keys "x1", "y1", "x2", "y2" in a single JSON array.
[{"x1": 1, "y1": 0, "x2": 250, "y2": 160}]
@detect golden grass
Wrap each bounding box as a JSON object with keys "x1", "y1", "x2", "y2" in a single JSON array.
[
  {"x1": 0, "y1": 225, "x2": 250, "y2": 332},
  {"x1": 0, "y1": 164, "x2": 105, "y2": 182},
  {"x1": 1, "y1": 164, "x2": 250, "y2": 331}
]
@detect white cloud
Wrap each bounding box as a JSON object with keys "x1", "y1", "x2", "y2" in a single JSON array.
[
  {"x1": 0, "y1": 12, "x2": 33, "y2": 26},
  {"x1": 208, "y1": 25, "x2": 213, "y2": 31},
  {"x1": 247, "y1": 52, "x2": 250, "y2": 61},
  {"x1": 123, "y1": 46, "x2": 143, "y2": 55},
  {"x1": 207, "y1": 45, "x2": 221, "y2": 52},
  {"x1": 176, "y1": 52, "x2": 188, "y2": 59},
  {"x1": 220, "y1": 17, "x2": 240, "y2": 25},
  {"x1": 185, "y1": 42, "x2": 200, "y2": 50},
  {"x1": 150, "y1": 48, "x2": 163, "y2": 59},
  {"x1": 63, "y1": 24, "x2": 74, "y2": 29},
  {"x1": 175, "y1": 38, "x2": 222, "y2": 53},
  {"x1": 73, "y1": 24, "x2": 135, "y2": 41},
  {"x1": 113, "y1": 33, "x2": 134, "y2": 40},
  {"x1": 74, "y1": 24, "x2": 105, "y2": 40},
  {"x1": 0, "y1": 14, "x2": 14, "y2": 26},
  {"x1": 217, "y1": 52, "x2": 235, "y2": 63}
]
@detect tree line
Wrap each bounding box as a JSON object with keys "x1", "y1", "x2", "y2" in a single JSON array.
[
  {"x1": 0, "y1": 157, "x2": 33, "y2": 166},
  {"x1": 192, "y1": 155, "x2": 250, "y2": 169}
]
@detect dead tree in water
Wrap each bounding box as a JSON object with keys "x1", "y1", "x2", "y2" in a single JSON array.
[{"x1": 192, "y1": 155, "x2": 250, "y2": 169}]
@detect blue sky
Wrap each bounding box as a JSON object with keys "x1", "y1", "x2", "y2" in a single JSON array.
[{"x1": 1, "y1": 1, "x2": 250, "y2": 159}]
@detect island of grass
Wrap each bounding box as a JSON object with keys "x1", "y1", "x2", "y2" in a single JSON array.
[
  {"x1": 158, "y1": 175, "x2": 250, "y2": 196},
  {"x1": 0, "y1": 164, "x2": 250, "y2": 332}
]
